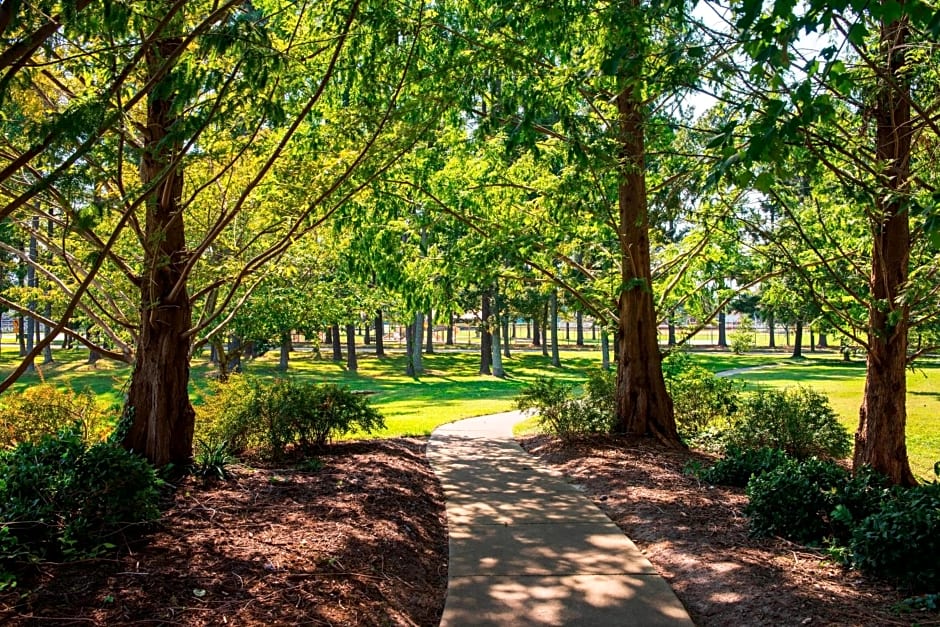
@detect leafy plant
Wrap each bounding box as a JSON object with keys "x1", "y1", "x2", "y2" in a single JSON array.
[
  {"x1": 696, "y1": 445, "x2": 790, "y2": 487},
  {"x1": 0, "y1": 426, "x2": 162, "y2": 584},
  {"x1": 192, "y1": 438, "x2": 234, "y2": 481},
  {"x1": 664, "y1": 360, "x2": 741, "y2": 442},
  {"x1": 515, "y1": 375, "x2": 614, "y2": 439},
  {"x1": 0, "y1": 384, "x2": 112, "y2": 448},
  {"x1": 729, "y1": 315, "x2": 756, "y2": 354},
  {"x1": 849, "y1": 481, "x2": 940, "y2": 591},
  {"x1": 729, "y1": 386, "x2": 851, "y2": 459}
]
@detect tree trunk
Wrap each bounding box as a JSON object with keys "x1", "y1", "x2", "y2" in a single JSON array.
[
  {"x1": 818, "y1": 332, "x2": 828, "y2": 348},
  {"x1": 767, "y1": 311, "x2": 776, "y2": 348},
  {"x1": 791, "y1": 320, "x2": 804, "y2": 358},
  {"x1": 25, "y1": 226, "x2": 37, "y2": 371},
  {"x1": 549, "y1": 290, "x2": 561, "y2": 367},
  {"x1": 331, "y1": 323, "x2": 342, "y2": 361},
  {"x1": 346, "y1": 323, "x2": 357, "y2": 372},
  {"x1": 425, "y1": 308, "x2": 434, "y2": 354},
  {"x1": 324, "y1": 326, "x2": 333, "y2": 346},
  {"x1": 364, "y1": 322, "x2": 371, "y2": 345},
  {"x1": 532, "y1": 317, "x2": 541, "y2": 347},
  {"x1": 541, "y1": 302, "x2": 549, "y2": 357},
  {"x1": 228, "y1": 335, "x2": 242, "y2": 373},
  {"x1": 491, "y1": 287, "x2": 505, "y2": 377},
  {"x1": 565, "y1": 320, "x2": 570, "y2": 342},
  {"x1": 479, "y1": 291, "x2": 492, "y2": 375},
  {"x1": 612, "y1": 84, "x2": 679, "y2": 446},
  {"x1": 856, "y1": 16, "x2": 916, "y2": 486},
  {"x1": 405, "y1": 322, "x2": 416, "y2": 376},
  {"x1": 446, "y1": 312, "x2": 454, "y2": 346},
  {"x1": 575, "y1": 311, "x2": 584, "y2": 346},
  {"x1": 501, "y1": 305, "x2": 511, "y2": 358},
  {"x1": 809, "y1": 328, "x2": 816, "y2": 353},
  {"x1": 717, "y1": 310, "x2": 728, "y2": 347},
  {"x1": 412, "y1": 311, "x2": 424, "y2": 374},
  {"x1": 374, "y1": 310, "x2": 385, "y2": 357},
  {"x1": 601, "y1": 329, "x2": 610, "y2": 371},
  {"x1": 122, "y1": 34, "x2": 194, "y2": 468},
  {"x1": 667, "y1": 321, "x2": 677, "y2": 346},
  {"x1": 279, "y1": 333, "x2": 290, "y2": 371}
]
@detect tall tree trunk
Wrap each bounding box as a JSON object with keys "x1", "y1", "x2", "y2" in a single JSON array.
[
  {"x1": 532, "y1": 317, "x2": 541, "y2": 347},
  {"x1": 412, "y1": 311, "x2": 424, "y2": 374},
  {"x1": 549, "y1": 290, "x2": 561, "y2": 367},
  {"x1": 717, "y1": 310, "x2": 728, "y2": 348},
  {"x1": 446, "y1": 312, "x2": 454, "y2": 346},
  {"x1": 791, "y1": 320, "x2": 804, "y2": 359},
  {"x1": 576, "y1": 310, "x2": 584, "y2": 346},
  {"x1": 425, "y1": 308, "x2": 434, "y2": 354},
  {"x1": 331, "y1": 323, "x2": 342, "y2": 361},
  {"x1": 122, "y1": 34, "x2": 195, "y2": 467},
  {"x1": 16, "y1": 314, "x2": 25, "y2": 357},
  {"x1": 856, "y1": 16, "x2": 916, "y2": 486},
  {"x1": 374, "y1": 310, "x2": 385, "y2": 357},
  {"x1": 612, "y1": 83, "x2": 679, "y2": 446},
  {"x1": 405, "y1": 322, "x2": 416, "y2": 376},
  {"x1": 601, "y1": 329, "x2": 610, "y2": 371},
  {"x1": 809, "y1": 328, "x2": 816, "y2": 353},
  {"x1": 491, "y1": 291, "x2": 505, "y2": 378},
  {"x1": 345, "y1": 323, "x2": 357, "y2": 372},
  {"x1": 767, "y1": 311, "x2": 776, "y2": 348},
  {"x1": 667, "y1": 321, "x2": 677, "y2": 346},
  {"x1": 479, "y1": 291, "x2": 492, "y2": 375},
  {"x1": 541, "y1": 302, "x2": 549, "y2": 357},
  {"x1": 324, "y1": 326, "x2": 333, "y2": 345},
  {"x1": 501, "y1": 306, "x2": 511, "y2": 358},
  {"x1": 565, "y1": 320, "x2": 570, "y2": 342},
  {"x1": 279, "y1": 333, "x2": 290, "y2": 371},
  {"x1": 364, "y1": 322, "x2": 371, "y2": 345},
  {"x1": 818, "y1": 332, "x2": 828, "y2": 348}
]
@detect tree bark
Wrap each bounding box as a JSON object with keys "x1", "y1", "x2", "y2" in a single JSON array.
[
  {"x1": 667, "y1": 321, "x2": 676, "y2": 346},
  {"x1": 856, "y1": 15, "x2": 916, "y2": 486},
  {"x1": 330, "y1": 323, "x2": 343, "y2": 361},
  {"x1": 345, "y1": 323, "x2": 357, "y2": 372},
  {"x1": 491, "y1": 287, "x2": 505, "y2": 377},
  {"x1": 374, "y1": 310, "x2": 385, "y2": 357},
  {"x1": 364, "y1": 322, "x2": 371, "y2": 345},
  {"x1": 405, "y1": 322, "x2": 416, "y2": 376},
  {"x1": 717, "y1": 310, "x2": 728, "y2": 348},
  {"x1": 425, "y1": 308, "x2": 434, "y2": 354},
  {"x1": 791, "y1": 319, "x2": 803, "y2": 359},
  {"x1": 601, "y1": 329, "x2": 610, "y2": 371},
  {"x1": 612, "y1": 84, "x2": 680, "y2": 446},
  {"x1": 412, "y1": 311, "x2": 424, "y2": 373},
  {"x1": 122, "y1": 34, "x2": 194, "y2": 467},
  {"x1": 446, "y1": 312, "x2": 454, "y2": 346},
  {"x1": 767, "y1": 311, "x2": 776, "y2": 348},
  {"x1": 576, "y1": 310, "x2": 584, "y2": 346},
  {"x1": 279, "y1": 333, "x2": 290, "y2": 371},
  {"x1": 532, "y1": 317, "x2": 541, "y2": 347},
  {"x1": 549, "y1": 290, "x2": 561, "y2": 367},
  {"x1": 324, "y1": 326, "x2": 333, "y2": 345},
  {"x1": 541, "y1": 302, "x2": 549, "y2": 357},
  {"x1": 479, "y1": 291, "x2": 492, "y2": 375},
  {"x1": 818, "y1": 332, "x2": 828, "y2": 348}
]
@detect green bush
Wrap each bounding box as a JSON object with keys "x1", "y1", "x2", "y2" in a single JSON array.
[
  {"x1": 664, "y1": 363, "x2": 741, "y2": 442},
  {"x1": 745, "y1": 457, "x2": 850, "y2": 543},
  {"x1": 515, "y1": 375, "x2": 614, "y2": 439},
  {"x1": 697, "y1": 445, "x2": 791, "y2": 487},
  {"x1": 0, "y1": 384, "x2": 112, "y2": 448},
  {"x1": 0, "y1": 426, "x2": 161, "y2": 573},
  {"x1": 201, "y1": 377, "x2": 385, "y2": 458},
  {"x1": 849, "y1": 481, "x2": 940, "y2": 591},
  {"x1": 729, "y1": 315, "x2": 756, "y2": 354},
  {"x1": 729, "y1": 386, "x2": 851, "y2": 460}
]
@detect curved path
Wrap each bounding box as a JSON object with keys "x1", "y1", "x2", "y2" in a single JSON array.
[{"x1": 428, "y1": 411, "x2": 694, "y2": 626}]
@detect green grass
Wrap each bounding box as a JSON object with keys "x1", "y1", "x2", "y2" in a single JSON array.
[{"x1": 725, "y1": 352, "x2": 940, "y2": 481}]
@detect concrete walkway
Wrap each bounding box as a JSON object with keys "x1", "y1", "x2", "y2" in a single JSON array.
[{"x1": 427, "y1": 411, "x2": 694, "y2": 626}]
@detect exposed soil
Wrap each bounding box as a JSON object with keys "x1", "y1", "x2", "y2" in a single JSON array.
[
  {"x1": 520, "y1": 434, "x2": 937, "y2": 627},
  {"x1": 0, "y1": 439, "x2": 447, "y2": 626},
  {"x1": 1, "y1": 433, "x2": 935, "y2": 626}
]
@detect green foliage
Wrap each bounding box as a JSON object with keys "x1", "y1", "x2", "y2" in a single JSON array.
[
  {"x1": 849, "y1": 481, "x2": 940, "y2": 591},
  {"x1": 729, "y1": 386, "x2": 851, "y2": 459},
  {"x1": 0, "y1": 384, "x2": 112, "y2": 448},
  {"x1": 729, "y1": 315, "x2": 756, "y2": 354},
  {"x1": 0, "y1": 426, "x2": 161, "y2": 584},
  {"x1": 745, "y1": 457, "x2": 852, "y2": 543},
  {"x1": 515, "y1": 374, "x2": 615, "y2": 440},
  {"x1": 199, "y1": 377, "x2": 385, "y2": 459},
  {"x1": 192, "y1": 438, "x2": 234, "y2": 481},
  {"x1": 663, "y1": 352, "x2": 741, "y2": 443},
  {"x1": 696, "y1": 445, "x2": 790, "y2": 487}
]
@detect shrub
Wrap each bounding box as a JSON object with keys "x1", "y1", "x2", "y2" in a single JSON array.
[
  {"x1": 664, "y1": 364, "x2": 741, "y2": 441},
  {"x1": 0, "y1": 384, "x2": 111, "y2": 448},
  {"x1": 199, "y1": 377, "x2": 385, "y2": 458},
  {"x1": 0, "y1": 426, "x2": 161, "y2": 573},
  {"x1": 729, "y1": 315, "x2": 756, "y2": 354},
  {"x1": 745, "y1": 457, "x2": 850, "y2": 542},
  {"x1": 697, "y1": 445, "x2": 791, "y2": 487},
  {"x1": 849, "y1": 481, "x2": 940, "y2": 591},
  {"x1": 515, "y1": 375, "x2": 614, "y2": 439},
  {"x1": 729, "y1": 386, "x2": 851, "y2": 459}
]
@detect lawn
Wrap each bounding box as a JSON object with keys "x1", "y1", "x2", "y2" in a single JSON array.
[{"x1": 725, "y1": 351, "x2": 940, "y2": 480}]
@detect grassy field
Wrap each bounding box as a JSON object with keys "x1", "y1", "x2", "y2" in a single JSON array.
[
  {"x1": 2, "y1": 343, "x2": 936, "y2": 479},
  {"x1": 727, "y1": 352, "x2": 940, "y2": 481}
]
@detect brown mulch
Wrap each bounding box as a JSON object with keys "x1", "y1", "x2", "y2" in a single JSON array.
[
  {"x1": 520, "y1": 434, "x2": 938, "y2": 627},
  {"x1": 0, "y1": 438, "x2": 447, "y2": 626}
]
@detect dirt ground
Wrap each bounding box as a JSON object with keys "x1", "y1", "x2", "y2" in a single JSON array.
[
  {"x1": 1, "y1": 434, "x2": 935, "y2": 626},
  {"x1": 0, "y1": 439, "x2": 447, "y2": 626}
]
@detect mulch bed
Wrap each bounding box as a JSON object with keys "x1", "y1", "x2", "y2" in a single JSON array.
[
  {"x1": 520, "y1": 434, "x2": 938, "y2": 627},
  {"x1": 0, "y1": 438, "x2": 447, "y2": 626}
]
